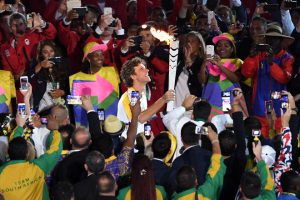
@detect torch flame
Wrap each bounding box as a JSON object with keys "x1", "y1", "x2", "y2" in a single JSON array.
[{"x1": 150, "y1": 27, "x2": 174, "y2": 45}]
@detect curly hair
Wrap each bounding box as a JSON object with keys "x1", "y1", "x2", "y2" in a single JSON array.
[{"x1": 120, "y1": 57, "x2": 143, "y2": 87}]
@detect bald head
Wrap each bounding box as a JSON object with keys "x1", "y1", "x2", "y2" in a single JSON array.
[{"x1": 51, "y1": 105, "x2": 69, "y2": 126}]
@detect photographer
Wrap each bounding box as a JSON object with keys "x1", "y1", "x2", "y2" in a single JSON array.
[
  {"x1": 28, "y1": 40, "x2": 68, "y2": 112},
  {"x1": 241, "y1": 24, "x2": 295, "y2": 138}
]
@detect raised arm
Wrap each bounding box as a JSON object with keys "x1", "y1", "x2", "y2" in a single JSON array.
[
  {"x1": 33, "y1": 115, "x2": 63, "y2": 175},
  {"x1": 123, "y1": 99, "x2": 141, "y2": 148},
  {"x1": 253, "y1": 140, "x2": 276, "y2": 199},
  {"x1": 198, "y1": 126, "x2": 226, "y2": 199},
  {"x1": 81, "y1": 95, "x2": 102, "y2": 141}
]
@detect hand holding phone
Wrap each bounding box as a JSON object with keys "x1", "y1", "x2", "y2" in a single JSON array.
[
  {"x1": 207, "y1": 11, "x2": 214, "y2": 25},
  {"x1": 130, "y1": 91, "x2": 140, "y2": 106},
  {"x1": 20, "y1": 76, "x2": 29, "y2": 91},
  {"x1": 97, "y1": 109, "x2": 105, "y2": 121},
  {"x1": 252, "y1": 129, "x2": 261, "y2": 143}
]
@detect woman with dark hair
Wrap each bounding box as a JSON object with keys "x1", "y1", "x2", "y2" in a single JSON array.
[
  {"x1": 174, "y1": 31, "x2": 206, "y2": 107},
  {"x1": 200, "y1": 33, "x2": 248, "y2": 118},
  {"x1": 117, "y1": 155, "x2": 167, "y2": 200},
  {"x1": 29, "y1": 40, "x2": 68, "y2": 112}
]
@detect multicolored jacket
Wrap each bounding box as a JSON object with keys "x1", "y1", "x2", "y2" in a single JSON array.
[
  {"x1": 117, "y1": 185, "x2": 167, "y2": 200},
  {"x1": 252, "y1": 160, "x2": 276, "y2": 200},
  {"x1": 242, "y1": 50, "x2": 294, "y2": 117},
  {"x1": 0, "y1": 126, "x2": 62, "y2": 200},
  {"x1": 172, "y1": 154, "x2": 226, "y2": 200}
]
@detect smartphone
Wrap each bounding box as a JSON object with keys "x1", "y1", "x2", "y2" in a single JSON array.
[
  {"x1": 97, "y1": 108, "x2": 105, "y2": 121},
  {"x1": 193, "y1": 97, "x2": 207, "y2": 105},
  {"x1": 231, "y1": 90, "x2": 239, "y2": 97},
  {"x1": 66, "y1": 95, "x2": 82, "y2": 105},
  {"x1": 51, "y1": 82, "x2": 60, "y2": 91},
  {"x1": 280, "y1": 94, "x2": 289, "y2": 110},
  {"x1": 256, "y1": 44, "x2": 271, "y2": 52},
  {"x1": 206, "y1": 45, "x2": 215, "y2": 57},
  {"x1": 285, "y1": 1, "x2": 297, "y2": 9},
  {"x1": 109, "y1": 19, "x2": 117, "y2": 27},
  {"x1": 132, "y1": 35, "x2": 143, "y2": 46},
  {"x1": 5, "y1": 0, "x2": 16, "y2": 4},
  {"x1": 221, "y1": 91, "x2": 231, "y2": 112},
  {"x1": 200, "y1": 126, "x2": 208, "y2": 135},
  {"x1": 130, "y1": 91, "x2": 139, "y2": 106},
  {"x1": 26, "y1": 13, "x2": 34, "y2": 28},
  {"x1": 208, "y1": 11, "x2": 214, "y2": 25},
  {"x1": 252, "y1": 129, "x2": 261, "y2": 137},
  {"x1": 271, "y1": 91, "x2": 281, "y2": 100},
  {"x1": 188, "y1": 0, "x2": 197, "y2": 4},
  {"x1": 144, "y1": 124, "x2": 151, "y2": 140},
  {"x1": 20, "y1": 76, "x2": 29, "y2": 91},
  {"x1": 104, "y1": 7, "x2": 112, "y2": 15},
  {"x1": 48, "y1": 57, "x2": 62, "y2": 65},
  {"x1": 18, "y1": 103, "x2": 26, "y2": 118},
  {"x1": 265, "y1": 100, "x2": 273, "y2": 114},
  {"x1": 263, "y1": 4, "x2": 280, "y2": 12},
  {"x1": 40, "y1": 117, "x2": 48, "y2": 125},
  {"x1": 72, "y1": 7, "x2": 88, "y2": 19}
]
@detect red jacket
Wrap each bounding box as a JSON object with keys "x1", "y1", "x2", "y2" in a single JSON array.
[
  {"x1": 58, "y1": 21, "x2": 90, "y2": 74},
  {"x1": 0, "y1": 23, "x2": 57, "y2": 78}
]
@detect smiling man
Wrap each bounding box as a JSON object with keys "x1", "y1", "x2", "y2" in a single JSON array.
[{"x1": 118, "y1": 57, "x2": 175, "y2": 136}]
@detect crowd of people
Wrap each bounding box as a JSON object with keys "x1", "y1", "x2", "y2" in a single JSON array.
[{"x1": 0, "y1": 0, "x2": 300, "y2": 199}]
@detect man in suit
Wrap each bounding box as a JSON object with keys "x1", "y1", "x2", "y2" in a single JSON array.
[
  {"x1": 151, "y1": 133, "x2": 172, "y2": 187},
  {"x1": 74, "y1": 151, "x2": 105, "y2": 200},
  {"x1": 170, "y1": 122, "x2": 212, "y2": 192},
  {"x1": 51, "y1": 127, "x2": 91, "y2": 185}
]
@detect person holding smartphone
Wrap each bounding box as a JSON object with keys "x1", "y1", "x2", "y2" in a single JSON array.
[
  {"x1": 28, "y1": 40, "x2": 68, "y2": 112},
  {"x1": 200, "y1": 33, "x2": 248, "y2": 118}
]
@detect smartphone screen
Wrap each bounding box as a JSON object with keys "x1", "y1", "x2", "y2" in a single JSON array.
[
  {"x1": 221, "y1": 91, "x2": 231, "y2": 112},
  {"x1": 144, "y1": 124, "x2": 151, "y2": 139},
  {"x1": 104, "y1": 7, "x2": 112, "y2": 15},
  {"x1": 265, "y1": 100, "x2": 273, "y2": 114},
  {"x1": 252, "y1": 129, "x2": 261, "y2": 137},
  {"x1": 208, "y1": 11, "x2": 214, "y2": 25},
  {"x1": 66, "y1": 95, "x2": 82, "y2": 105},
  {"x1": 18, "y1": 103, "x2": 26, "y2": 118},
  {"x1": 26, "y1": 13, "x2": 33, "y2": 28},
  {"x1": 280, "y1": 94, "x2": 289, "y2": 110},
  {"x1": 40, "y1": 117, "x2": 48, "y2": 124},
  {"x1": 206, "y1": 45, "x2": 215, "y2": 57},
  {"x1": 130, "y1": 91, "x2": 139, "y2": 106},
  {"x1": 20, "y1": 76, "x2": 29, "y2": 91},
  {"x1": 97, "y1": 109, "x2": 105, "y2": 121}
]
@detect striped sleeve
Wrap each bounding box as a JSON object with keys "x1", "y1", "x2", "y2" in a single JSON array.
[
  {"x1": 33, "y1": 130, "x2": 62, "y2": 175},
  {"x1": 198, "y1": 154, "x2": 227, "y2": 199},
  {"x1": 273, "y1": 127, "x2": 292, "y2": 193},
  {"x1": 257, "y1": 160, "x2": 276, "y2": 199}
]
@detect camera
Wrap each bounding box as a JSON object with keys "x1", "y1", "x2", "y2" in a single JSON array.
[
  {"x1": 263, "y1": 4, "x2": 280, "y2": 12},
  {"x1": 48, "y1": 57, "x2": 62, "y2": 65},
  {"x1": 265, "y1": 100, "x2": 273, "y2": 114},
  {"x1": 231, "y1": 90, "x2": 240, "y2": 97},
  {"x1": 280, "y1": 94, "x2": 289, "y2": 110},
  {"x1": 271, "y1": 91, "x2": 281, "y2": 100},
  {"x1": 188, "y1": 0, "x2": 197, "y2": 4},
  {"x1": 256, "y1": 44, "x2": 271, "y2": 52},
  {"x1": 131, "y1": 36, "x2": 143, "y2": 47},
  {"x1": 252, "y1": 129, "x2": 261, "y2": 137},
  {"x1": 285, "y1": 1, "x2": 297, "y2": 9},
  {"x1": 97, "y1": 109, "x2": 105, "y2": 121}
]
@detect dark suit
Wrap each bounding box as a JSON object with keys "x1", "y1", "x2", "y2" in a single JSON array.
[
  {"x1": 74, "y1": 174, "x2": 100, "y2": 200},
  {"x1": 171, "y1": 145, "x2": 212, "y2": 192},
  {"x1": 152, "y1": 159, "x2": 172, "y2": 196},
  {"x1": 51, "y1": 149, "x2": 89, "y2": 185}
]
